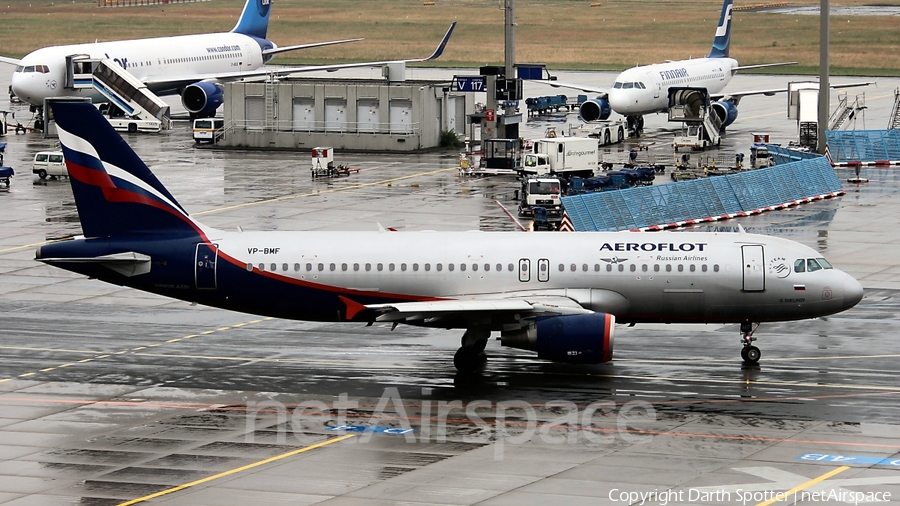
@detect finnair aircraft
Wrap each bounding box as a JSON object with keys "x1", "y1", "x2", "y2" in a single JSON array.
[
  {"x1": 0, "y1": 0, "x2": 454, "y2": 118},
  {"x1": 38, "y1": 101, "x2": 863, "y2": 372},
  {"x1": 549, "y1": 0, "x2": 858, "y2": 136}
]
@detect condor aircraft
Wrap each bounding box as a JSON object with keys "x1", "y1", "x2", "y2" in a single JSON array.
[
  {"x1": 0, "y1": 0, "x2": 455, "y2": 118},
  {"x1": 38, "y1": 102, "x2": 863, "y2": 372},
  {"x1": 548, "y1": 0, "x2": 866, "y2": 136}
]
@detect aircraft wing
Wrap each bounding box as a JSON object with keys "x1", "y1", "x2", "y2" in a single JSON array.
[
  {"x1": 144, "y1": 22, "x2": 456, "y2": 88},
  {"x1": 362, "y1": 294, "x2": 592, "y2": 325},
  {"x1": 0, "y1": 56, "x2": 22, "y2": 66},
  {"x1": 262, "y1": 38, "x2": 364, "y2": 58},
  {"x1": 532, "y1": 79, "x2": 608, "y2": 99},
  {"x1": 713, "y1": 81, "x2": 874, "y2": 104}
]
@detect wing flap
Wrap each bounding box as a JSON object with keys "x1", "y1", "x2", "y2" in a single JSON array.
[{"x1": 366, "y1": 295, "x2": 591, "y2": 323}]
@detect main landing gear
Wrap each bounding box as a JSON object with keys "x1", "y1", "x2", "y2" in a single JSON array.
[
  {"x1": 454, "y1": 329, "x2": 489, "y2": 373},
  {"x1": 740, "y1": 322, "x2": 761, "y2": 364}
]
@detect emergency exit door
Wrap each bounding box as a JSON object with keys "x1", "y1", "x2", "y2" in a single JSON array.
[
  {"x1": 518, "y1": 258, "x2": 531, "y2": 282},
  {"x1": 195, "y1": 243, "x2": 218, "y2": 290},
  {"x1": 741, "y1": 245, "x2": 765, "y2": 292}
]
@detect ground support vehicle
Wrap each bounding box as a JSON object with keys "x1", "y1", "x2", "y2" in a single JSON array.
[
  {"x1": 106, "y1": 115, "x2": 162, "y2": 134},
  {"x1": 517, "y1": 177, "x2": 563, "y2": 223},
  {"x1": 523, "y1": 137, "x2": 598, "y2": 178},
  {"x1": 32, "y1": 151, "x2": 67, "y2": 179},
  {"x1": 568, "y1": 119, "x2": 628, "y2": 147},
  {"x1": 0, "y1": 144, "x2": 12, "y2": 188},
  {"x1": 310, "y1": 147, "x2": 359, "y2": 179},
  {"x1": 193, "y1": 118, "x2": 225, "y2": 144}
]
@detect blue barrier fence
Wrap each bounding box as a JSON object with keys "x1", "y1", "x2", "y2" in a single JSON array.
[
  {"x1": 562, "y1": 157, "x2": 842, "y2": 231},
  {"x1": 765, "y1": 144, "x2": 822, "y2": 165},
  {"x1": 825, "y1": 130, "x2": 900, "y2": 162}
]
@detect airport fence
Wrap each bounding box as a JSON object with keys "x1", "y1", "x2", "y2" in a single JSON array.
[
  {"x1": 561, "y1": 156, "x2": 842, "y2": 231},
  {"x1": 825, "y1": 130, "x2": 900, "y2": 162}
]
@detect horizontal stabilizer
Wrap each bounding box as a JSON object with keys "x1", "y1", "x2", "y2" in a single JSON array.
[
  {"x1": 38, "y1": 251, "x2": 151, "y2": 277},
  {"x1": 262, "y1": 38, "x2": 364, "y2": 57}
]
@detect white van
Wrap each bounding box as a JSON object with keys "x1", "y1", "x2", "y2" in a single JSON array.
[
  {"x1": 32, "y1": 151, "x2": 66, "y2": 179},
  {"x1": 193, "y1": 118, "x2": 225, "y2": 144}
]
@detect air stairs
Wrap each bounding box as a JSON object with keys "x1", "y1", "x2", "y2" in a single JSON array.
[
  {"x1": 65, "y1": 55, "x2": 170, "y2": 129},
  {"x1": 668, "y1": 87, "x2": 722, "y2": 150},
  {"x1": 829, "y1": 91, "x2": 866, "y2": 131},
  {"x1": 889, "y1": 88, "x2": 900, "y2": 130}
]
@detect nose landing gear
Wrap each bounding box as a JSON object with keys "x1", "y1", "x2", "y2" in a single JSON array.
[{"x1": 740, "y1": 322, "x2": 761, "y2": 363}]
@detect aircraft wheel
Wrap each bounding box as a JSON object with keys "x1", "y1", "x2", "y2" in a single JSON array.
[
  {"x1": 742, "y1": 346, "x2": 761, "y2": 363},
  {"x1": 454, "y1": 347, "x2": 486, "y2": 373}
]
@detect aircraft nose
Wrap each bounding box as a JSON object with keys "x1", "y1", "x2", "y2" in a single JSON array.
[
  {"x1": 842, "y1": 275, "x2": 864, "y2": 311},
  {"x1": 608, "y1": 90, "x2": 630, "y2": 114}
]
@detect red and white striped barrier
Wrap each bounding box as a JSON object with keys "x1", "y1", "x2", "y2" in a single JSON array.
[
  {"x1": 626, "y1": 191, "x2": 846, "y2": 232},
  {"x1": 833, "y1": 160, "x2": 900, "y2": 168}
]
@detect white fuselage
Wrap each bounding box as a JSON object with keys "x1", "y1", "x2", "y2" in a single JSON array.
[
  {"x1": 11, "y1": 32, "x2": 265, "y2": 106},
  {"x1": 204, "y1": 228, "x2": 861, "y2": 324},
  {"x1": 608, "y1": 57, "x2": 737, "y2": 116}
]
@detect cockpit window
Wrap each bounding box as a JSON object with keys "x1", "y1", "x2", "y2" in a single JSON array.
[
  {"x1": 637, "y1": 82, "x2": 646, "y2": 89},
  {"x1": 623, "y1": 82, "x2": 634, "y2": 89},
  {"x1": 14, "y1": 65, "x2": 48, "y2": 73},
  {"x1": 817, "y1": 258, "x2": 833, "y2": 269},
  {"x1": 807, "y1": 259, "x2": 822, "y2": 272},
  {"x1": 794, "y1": 259, "x2": 805, "y2": 273},
  {"x1": 613, "y1": 82, "x2": 623, "y2": 89}
]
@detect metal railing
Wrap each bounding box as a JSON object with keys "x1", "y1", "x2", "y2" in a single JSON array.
[{"x1": 230, "y1": 119, "x2": 421, "y2": 136}]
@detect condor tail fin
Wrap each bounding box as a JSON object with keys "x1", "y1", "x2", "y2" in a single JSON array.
[{"x1": 231, "y1": 0, "x2": 272, "y2": 39}]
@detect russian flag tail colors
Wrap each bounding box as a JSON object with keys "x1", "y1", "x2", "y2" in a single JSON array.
[{"x1": 51, "y1": 101, "x2": 202, "y2": 239}]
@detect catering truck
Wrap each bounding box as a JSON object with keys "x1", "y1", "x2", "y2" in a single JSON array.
[{"x1": 521, "y1": 137, "x2": 598, "y2": 178}]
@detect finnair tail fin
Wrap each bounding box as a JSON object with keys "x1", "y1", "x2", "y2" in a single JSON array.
[
  {"x1": 50, "y1": 101, "x2": 200, "y2": 239},
  {"x1": 231, "y1": 0, "x2": 272, "y2": 39},
  {"x1": 707, "y1": 0, "x2": 734, "y2": 59}
]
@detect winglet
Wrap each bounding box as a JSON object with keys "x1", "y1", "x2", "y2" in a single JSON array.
[{"x1": 422, "y1": 22, "x2": 457, "y2": 62}]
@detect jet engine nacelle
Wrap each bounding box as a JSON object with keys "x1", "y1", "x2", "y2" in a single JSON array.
[
  {"x1": 579, "y1": 97, "x2": 612, "y2": 122},
  {"x1": 501, "y1": 313, "x2": 615, "y2": 364},
  {"x1": 182, "y1": 82, "x2": 224, "y2": 118},
  {"x1": 711, "y1": 100, "x2": 738, "y2": 129}
]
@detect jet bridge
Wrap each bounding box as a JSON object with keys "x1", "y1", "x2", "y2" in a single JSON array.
[
  {"x1": 66, "y1": 55, "x2": 170, "y2": 129},
  {"x1": 668, "y1": 87, "x2": 722, "y2": 150}
]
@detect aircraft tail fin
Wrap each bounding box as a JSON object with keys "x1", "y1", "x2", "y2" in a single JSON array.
[
  {"x1": 707, "y1": 0, "x2": 734, "y2": 58},
  {"x1": 231, "y1": 0, "x2": 271, "y2": 39},
  {"x1": 50, "y1": 101, "x2": 201, "y2": 239}
]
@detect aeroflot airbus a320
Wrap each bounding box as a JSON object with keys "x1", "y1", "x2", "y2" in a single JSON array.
[{"x1": 38, "y1": 102, "x2": 864, "y2": 372}]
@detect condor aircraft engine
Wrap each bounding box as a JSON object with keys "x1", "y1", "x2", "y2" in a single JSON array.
[{"x1": 37, "y1": 102, "x2": 864, "y2": 372}]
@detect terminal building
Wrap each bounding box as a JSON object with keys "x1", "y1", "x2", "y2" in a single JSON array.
[{"x1": 218, "y1": 77, "x2": 475, "y2": 152}]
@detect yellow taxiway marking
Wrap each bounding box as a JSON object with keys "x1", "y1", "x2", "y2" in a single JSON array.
[
  {"x1": 39, "y1": 367, "x2": 56, "y2": 372},
  {"x1": 216, "y1": 327, "x2": 231, "y2": 331},
  {"x1": 77, "y1": 358, "x2": 94, "y2": 363},
  {"x1": 117, "y1": 434, "x2": 355, "y2": 506},
  {"x1": 95, "y1": 354, "x2": 111, "y2": 359},
  {"x1": 200, "y1": 330, "x2": 215, "y2": 335},
  {"x1": 755, "y1": 466, "x2": 850, "y2": 506},
  {"x1": 58, "y1": 363, "x2": 73, "y2": 368},
  {"x1": 18, "y1": 372, "x2": 36, "y2": 378},
  {"x1": 0, "y1": 378, "x2": 10, "y2": 383},
  {"x1": 165, "y1": 339, "x2": 181, "y2": 343}
]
